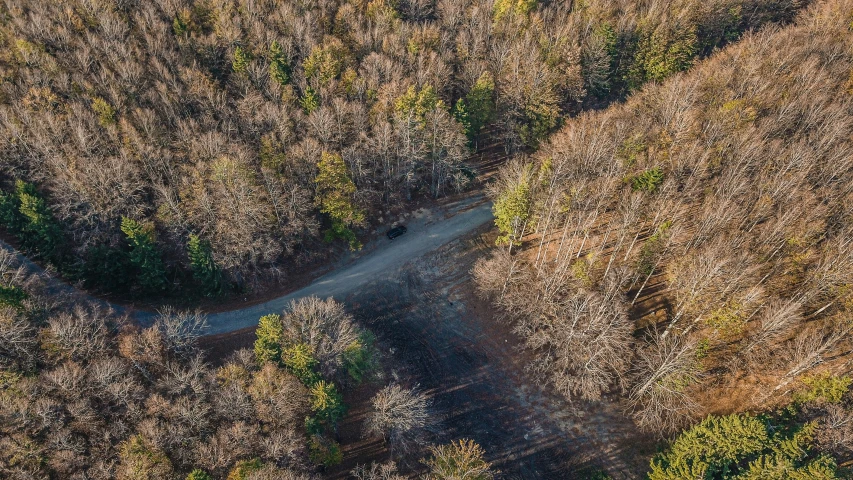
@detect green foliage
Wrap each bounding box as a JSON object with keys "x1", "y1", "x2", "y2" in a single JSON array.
[
  {"x1": 226, "y1": 458, "x2": 263, "y2": 480},
  {"x1": 268, "y1": 41, "x2": 290, "y2": 86},
  {"x1": 571, "y1": 255, "x2": 595, "y2": 286},
  {"x1": 82, "y1": 244, "x2": 132, "y2": 293},
  {"x1": 493, "y1": 0, "x2": 537, "y2": 22},
  {"x1": 395, "y1": 84, "x2": 443, "y2": 125},
  {"x1": 186, "y1": 469, "x2": 212, "y2": 480},
  {"x1": 342, "y1": 330, "x2": 377, "y2": 383},
  {"x1": 187, "y1": 234, "x2": 221, "y2": 296},
  {"x1": 282, "y1": 342, "x2": 320, "y2": 385},
  {"x1": 314, "y1": 151, "x2": 364, "y2": 250},
  {"x1": 452, "y1": 98, "x2": 471, "y2": 139},
  {"x1": 91, "y1": 97, "x2": 116, "y2": 127},
  {"x1": 254, "y1": 314, "x2": 284, "y2": 365},
  {"x1": 630, "y1": 167, "x2": 664, "y2": 193},
  {"x1": 648, "y1": 414, "x2": 840, "y2": 480},
  {"x1": 0, "y1": 181, "x2": 66, "y2": 267},
  {"x1": 118, "y1": 435, "x2": 174, "y2": 480},
  {"x1": 232, "y1": 46, "x2": 252, "y2": 73},
  {"x1": 793, "y1": 373, "x2": 852, "y2": 405},
  {"x1": 617, "y1": 135, "x2": 647, "y2": 167},
  {"x1": 121, "y1": 217, "x2": 168, "y2": 294},
  {"x1": 172, "y1": 15, "x2": 188, "y2": 36},
  {"x1": 517, "y1": 101, "x2": 560, "y2": 149},
  {"x1": 493, "y1": 166, "x2": 532, "y2": 247},
  {"x1": 705, "y1": 301, "x2": 746, "y2": 339},
  {"x1": 0, "y1": 284, "x2": 27, "y2": 309},
  {"x1": 300, "y1": 86, "x2": 319, "y2": 114},
  {"x1": 631, "y1": 25, "x2": 698, "y2": 88},
  {"x1": 308, "y1": 435, "x2": 343, "y2": 467},
  {"x1": 303, "y1": 39, "x2": 349, "y2": 86},
  {"x1": 309, "y1": 380, "x2": 346, "y2": 424},
  {"x1": 459, "y1": 72, "x2": 496, "y2": 143},
  {"x1": 582, "y1": 469, "x2": 613, "y2": 480},
  {"x1": 585, "y1": 23, "x2": 619, "y2": 97}
]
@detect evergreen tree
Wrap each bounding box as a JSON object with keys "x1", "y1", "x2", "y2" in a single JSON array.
[
  {"x1": 493, "y1": 0, "x2": 537, "y2": 22},
  {"x1": 629, "y1": 25, "x2": 699, "y2": 89},
  {"x1": 452, "y1": 98, "x2": 472, "y2": 140},
  {"x1": 254, "y1": 314, "x2": 284, "y2": 364},
  {"x1": 282, "y1": 342, "x2": 320, "y2": 385},
  {"x1": 269, "y1": 40, "x2": 290, "y2": 86},
  {"x1": 187, "y1": 234, "x2": 221, "y2": 296},
  {"x1": 82, "y1": 244, "x2": 133, "y2": 293},
  {"x1": 0, "y1": 181, "x2": 65, "y2": 267},
  {"x1": 232, "y1": 46, "x2": 251, "y2": 73},
  {"x1": 186, "y1": 469, "x2": 212, "y2": 480},
  {"x1": 310, "y1": 380, "x2": 346, "y2": 424},
  {"x1": 649, "y1": 414, "x2": 841, "y2": 480},
  {"x1": 314, "y1": 151, "x2": 365, "y2": 250},
  {"x1": 395, "y1": 84, "x2": 443, "y2": 125},
  {"x1": 462, "y1": 71, "x2": 496, "y2": 144},
  {"x1": 226, "y1": 458, "x2": 263, "y2": 480},
  {"x1": 300, "y1": 86, "x2": 319, "y2": 114},
  {"x1": 493, "y1": 165, "x2": 533, "y2": 247},
  {"x1": 121, "y1": 217, "x2": 168, "y2": 294},
  {"x1": 0, "y1": 284, "x2": 27, "y2": 309}
]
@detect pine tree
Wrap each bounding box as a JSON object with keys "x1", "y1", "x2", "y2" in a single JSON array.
[
  {"x1": 649, "y1": 414, "x2": 841, "y2": 480},
  {"x1": 462, "y1": 72, "x2": 496, "y2": 144},
  {"x1": 186, "y1": 469, "x2": 212, "y2": 480},
  {"x1": 310, "y1": 380, "x2": 346, "y2": 424},
  {"x1": 269, "y1": 41, "x2": 290, "y2": 86},
  {"x1": 254, "y1": 314, "x2": 284, "y2": 364},
  {"x1": 121, "y1": 217, "x2": 168, "y2": 294},
  {"x1": 282, "y1": 342, "x2": 320, "y2": 385},
  {"x1": 314, "y1": 151, "x2": 364, "y2": 250},
  {"x1": 232, "y1": 46, "x2": 251, "y2": 73},
  {"x1": 1, "y1": 181, "x2": 65, "y2": 267},
  {"x1": 0, "y1": 284, "x2": 27, "y2": 309},
  {"x1": 395, "y1": 84, "x2": 443, "y2": 125},
  {"x1": 187, "y1": 234, "x2": 221, "y2": 296},
  {"x1": 300, "y1": 86, "x2": 319, "y2": 114},
  {"x1": 493, "y1": 166, "x2": 532, "y2": 247}
]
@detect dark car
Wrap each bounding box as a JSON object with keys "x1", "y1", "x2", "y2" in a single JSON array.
[{"x1": 386, "y1": 225, "x2": 407, "y2": 240}]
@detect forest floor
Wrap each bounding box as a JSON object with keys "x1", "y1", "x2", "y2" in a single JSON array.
[{"x1": 202, "y1": 224, "x2": 654, "y2": 479}]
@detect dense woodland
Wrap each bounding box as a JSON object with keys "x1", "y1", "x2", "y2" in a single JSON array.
[
  {"x1": 477, "y1": 0, "x2": 853, "y2": 475},
  {"x1": 0, "y1": 246, "x2": 500, "y2": 479},
  {"x1": 0, "y1": 0, "x2": 802, "y2": 296},
  {"x1": 3, "y1": 0, "x2": 853, "y2": 478}
]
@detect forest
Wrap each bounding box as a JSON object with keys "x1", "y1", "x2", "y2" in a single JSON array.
[
  {"x1": 0, "y1": 0, "x2": 800, "y2": 296},
  {"x1": 477, "y1": 0, "x2": 853, "y2": 475},
  {"x1": 2, "y1": 0, "x2": 853, "y2": 479}
]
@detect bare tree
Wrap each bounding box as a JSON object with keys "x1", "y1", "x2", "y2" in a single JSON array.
[
  {"x1": 351, "y1": 461, "x2": 407, "y2": 480},
  {"x1": 627, "y1": 332, "x2": 702, "y2": 433},
  {"x1": 364, "y1": 384, "x2": 435, "y2": 457},
  {"x1": 154, "y1": 308, "x2": 208, "y2": 357},
  {"x1": 280, "y1": 297, "x2": 360, "y2": 378}
]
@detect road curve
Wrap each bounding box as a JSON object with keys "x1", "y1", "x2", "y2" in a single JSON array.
[
  {"x1": 202, "y1": 197, "x2": 493, "y2": 334},
  {"x1": 0, "y1": 196, "x2": 494, "y2": 335}
]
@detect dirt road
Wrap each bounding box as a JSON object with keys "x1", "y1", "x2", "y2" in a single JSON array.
[
  {"x1": 0, "y1": 195, "x2": 494, "y2": 333},
  {"x1": 198, "y1": 195, "x2": 493, "y2": 334}
]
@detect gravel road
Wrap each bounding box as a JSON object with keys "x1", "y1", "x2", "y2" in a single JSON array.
[
  {"x1": 0, "y1": 195, "x2": 494, "y2": 334},
  {"x1": 201, "y1": 196, "x2": 493, "y2": 334}
]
